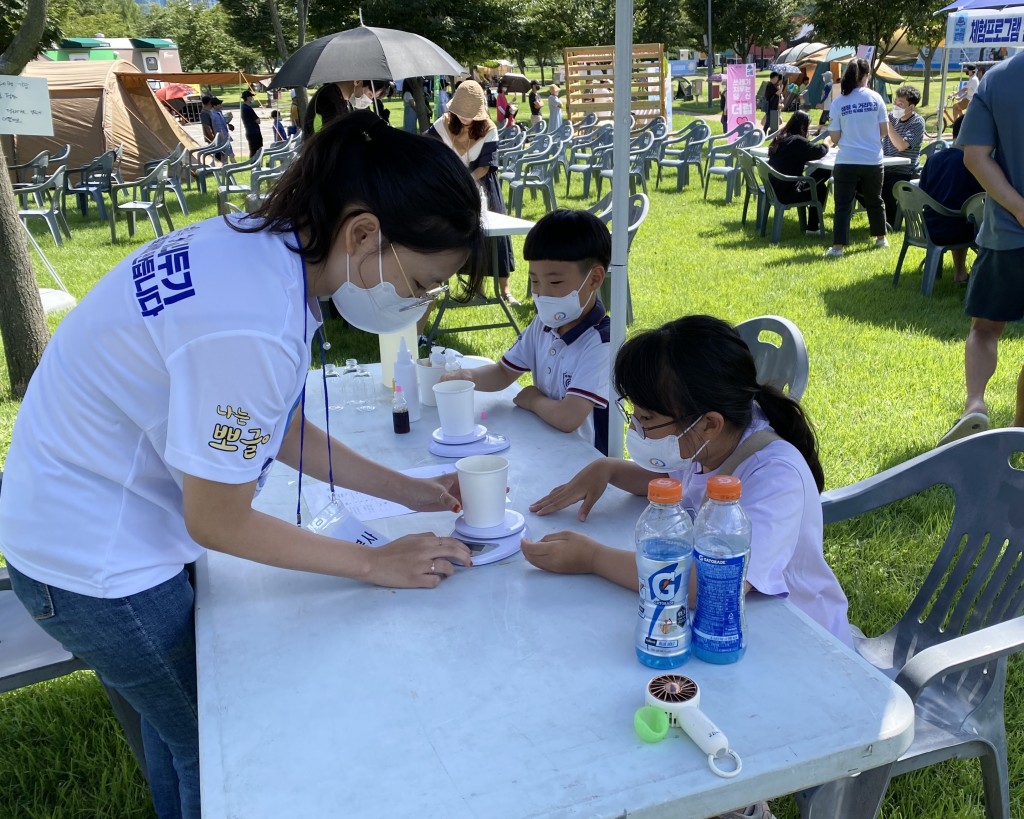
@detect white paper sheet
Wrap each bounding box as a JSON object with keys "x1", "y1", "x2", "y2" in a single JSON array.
[{"x1": 301, "y1": 464, "x2": 456, "y2": 523}]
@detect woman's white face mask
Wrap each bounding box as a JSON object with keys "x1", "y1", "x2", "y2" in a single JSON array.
[
  {"x1": 330, "y1": 231, "x2": 429, "y2": 334},
  {"x1": 626, "y1": 415, "x2": 707, "y2": 473}
]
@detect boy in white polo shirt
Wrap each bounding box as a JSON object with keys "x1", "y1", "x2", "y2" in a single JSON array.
[{"x1": 442, "y1": 210, "x2": 612, "y2": 453}]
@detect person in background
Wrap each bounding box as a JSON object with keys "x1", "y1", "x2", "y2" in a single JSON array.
[
  {"x1": 818, "y1": 70, "x2": 834, "y2": 130},
  {"x1": 441, "y1": 210, "x2": 612, "y2": 453},
  {"x1": 496, "y1": 82, "x2": 510, "y2": 128},
  {"x1": 270, "y1": 109, "x2": 287, "y2": 143},
  {"x1": 210, "y1": 97, "x2": 234, "y2": 162},
  {"x1": 304, "y1": 83, "x2": 348, "y2": 137},
  {"x1": 199, "y1": 95, "x2": 214, "y2": 144},
  {"x1": 0, "y1": 110, "x2": 483, "y2": 819},
  {"x1": 917, "y1": 116, "x2": 983, "y2": 285},
  {"x1": 825, "y1": 59, "x2": 888, "y2": 257},
  {"x1": 879, "y1": 84, "x2": 926, "y2": 226},
  {"x1": 767, "y1": 111, "x2": 831, "y2": 234},
  {"x1": 529, "y1": 80, "x2": 543, "y2": 125},
  {"x1": 349, "y1": 80, "x2": 373, "y2": 112},
  {"x1": 939, "y1": 53, "x2": 1024, "y2": 446},
  {"x1": 720, "y1": 81, "x2": 728, "y2": 132},
  {"x1": 402, "y1": 81, "x2": 418, "y2": 132},
  {"x1": 240, "y1": 90, "x2": 263, "y2": 158},
  {"x1": 952, "y1": 63, "x2": 979, "y2": 119},
  {"x1": 438, "y1": 80, "x2": 451, "y2": 115},
  {"x1": 762, "y1": 72, "x2": 781, "y2": 134},
  {"x1": 288, "y1": 90, "x2": 300, "y2": 137},
  {"x1": 548, "y1": 84, "x2": 563, "y2": 132},
  {"x1": 425, "y1": 80, "x2": 518, "y2": 304}
]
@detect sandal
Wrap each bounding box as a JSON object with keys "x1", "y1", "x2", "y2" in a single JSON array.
[{"x1": 937, "y1": 412, "x2": 989, "y2": 447}]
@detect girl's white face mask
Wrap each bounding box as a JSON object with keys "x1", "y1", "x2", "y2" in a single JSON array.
[
  {"x1": 331, "y1": 231, "x2": 429, "y2": 334},
  {"x1": 626, "y1": 415, "x2": 707, "y2": 473}
]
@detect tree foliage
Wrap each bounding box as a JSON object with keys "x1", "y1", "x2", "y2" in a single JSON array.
[
  {"x1": 807, "y1": 0, "x2": 919, "y2": 71},
  {"x1": 0, "y1": 0, "x2": 68, "y2": 60},
  {"x1": 681, "y1": 0, "x2": 799, "y2": 62},
  {"x1": 219, "y1": 0, "x2": 301, "y2": 70},
  {"x1": 59, "y1": 0, "x2": 141, "y2": 40},
  {"x1": 141, "y1": 0, "x2": 260, "y2": 72}
]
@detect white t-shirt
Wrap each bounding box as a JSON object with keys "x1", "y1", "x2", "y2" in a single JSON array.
[
  {"x1": 670, "y1": 404, "x2": 854, "y2": 647},
  {"x1": 500, "y1": 303, "x2": 611, "y2": 453},
  {"x1": 0, "y1": 215, "x2": 321, "y2": 598},
  {"x1": 964, "y1": 73, "x2": 980, "y2": 101},
  {"x1": 829, "y1": 86, "x2": 887, "y2": 166}
]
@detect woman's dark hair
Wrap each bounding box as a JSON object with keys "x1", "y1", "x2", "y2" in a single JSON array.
[
  {"x1": 894, "y1": 84, "x2": 921, "y2": 106},
  {"x1": 303, "y1": 83, "x2": 348, "y2": 137},
  {"x1": 232, "y1": 110, "x2": 485, "y2": 294},
  {"x1": 840, "y1": 58, "x2": 871, "y2": 96},
  {"x1": 613, "y1": 315, "x2": 825, "y2": 491},
  {"x1": 497, "y1": 83, "x2": 507, "y2": 95},
  {"x1": 768, "y1": 110, "x2": 811, "y2": 156},
  {"x1": 523, "y1": 209, "x2": 612, "y2": 271},
  {"x1": 447, "y1": 115, "x2": 492, "y2": 141}
]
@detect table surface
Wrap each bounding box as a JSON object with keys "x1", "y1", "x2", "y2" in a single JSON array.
[
  {"x1": 483, "y1": 210, "x2": 535, "y2": 238},
  {"x1": 748, "y1": 145, "x2": 912, "y2": 170},
  {"x1": 196, "y1": 371, "x2": 914, "y2": 819}
]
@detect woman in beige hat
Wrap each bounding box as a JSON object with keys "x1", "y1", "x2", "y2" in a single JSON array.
[
  {"x1": 426, "y1": 80, "x2": 518, "y2": 304},
  {"x1": 548, "y1": 84, "x2": 563, "y2": 132}
]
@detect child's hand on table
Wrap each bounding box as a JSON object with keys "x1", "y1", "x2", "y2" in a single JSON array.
[{"x1": 521, "y1": 531, "x2": 599, "y2": 575}]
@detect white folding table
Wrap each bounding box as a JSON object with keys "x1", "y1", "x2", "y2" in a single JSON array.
[{"x1": 196, "y1": 371, "x2": 914, "y2": 818}]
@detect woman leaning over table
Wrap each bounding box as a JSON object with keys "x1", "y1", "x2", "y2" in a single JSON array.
[
  {"x1": 0, "y1": 110, "x2": 482, "y2": 819},
  {"x1": 825, "y1": 58, "x2": 889, "y2": 258},
  {"x1": 426, "y1": 80, "x2": 517, "y2": 304}
]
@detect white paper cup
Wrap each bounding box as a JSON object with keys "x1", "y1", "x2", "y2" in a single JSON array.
[
  {"x1": 433, "y1": 380, "x2": 475, "y2": 437},
  {"x1": 417, "y1": 360, "x2": 445, "y2": 406},
  {"x1": 456, "y1": 455, "x2": 509, "y2": 529}
]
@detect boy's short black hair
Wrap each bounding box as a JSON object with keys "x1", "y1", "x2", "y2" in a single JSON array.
[{"x1": 522, "y1": 209, "x2": 612, "y2": 272}]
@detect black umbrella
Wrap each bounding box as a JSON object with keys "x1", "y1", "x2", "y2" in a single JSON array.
[
  {"x1": 497, "y1": 73, "x2": 532, "y2": 93},
  {"x1": 268, "y1": 25, "x2": 465, "y2": 89}
]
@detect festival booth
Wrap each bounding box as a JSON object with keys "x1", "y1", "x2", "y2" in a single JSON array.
[{"x1": 938, "y1": 6, "x2": 1024, "y2": 119}]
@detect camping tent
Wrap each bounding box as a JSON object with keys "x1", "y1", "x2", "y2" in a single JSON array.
[{"x1": 12, "y1": 60, "x2": 199, "y2": 179}]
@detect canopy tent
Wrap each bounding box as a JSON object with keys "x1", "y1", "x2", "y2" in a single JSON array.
[
  {"x1": 777, "y1": 42, "x2": 827, "y2": 63},
  {"x1": 13, "y1": 60, "x2": 198, "y2": 179},
  {"x1": 937, "y1": 6, "x2": 1024, "y2": 123},
  {"x1": 139, "y1": 70, "x2": 272, "y2": 87}
]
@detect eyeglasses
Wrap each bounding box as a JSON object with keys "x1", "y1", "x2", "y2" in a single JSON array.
[
  {"x1": 391, "y1": 245, "x2": 450, "y2": 312},
  {"x1": 615, "y1": 397, "x2": 685, "y2": 440}
]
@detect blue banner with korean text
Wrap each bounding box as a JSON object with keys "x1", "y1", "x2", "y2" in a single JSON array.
[{"x1": 947, "y1": 8, "x2": 1024, "y2": 48}]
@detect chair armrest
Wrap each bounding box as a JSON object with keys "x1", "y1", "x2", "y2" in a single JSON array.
[
  {"x1": 14, "y1": 178, "x2": 50, "y2": 196},
  {"x1": 894, "y1": 616, "x2": 1024, "y2": 702}
]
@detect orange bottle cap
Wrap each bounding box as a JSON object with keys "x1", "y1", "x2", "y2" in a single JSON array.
[
  {"x1": 647, "y1": 478, "x2": 683, "y2": 503},
  {"x1": 707, "y1": 475, "x2": 742, "y2": 501}
]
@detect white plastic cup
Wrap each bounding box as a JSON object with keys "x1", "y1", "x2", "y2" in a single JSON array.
[
  {"x1": 456, "y1": 455, "x2": 509, "y2": 529},
  {"x1": 417, "y1": 359, "x2": 445, "y2": 407},
  {"x1": 433, "y1": 380, "x2": 475, "y2": 437}
]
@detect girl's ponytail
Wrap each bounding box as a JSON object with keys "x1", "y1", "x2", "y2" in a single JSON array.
[{"x1": 754, "y1": 385, "x2": 825, "y2": 492}]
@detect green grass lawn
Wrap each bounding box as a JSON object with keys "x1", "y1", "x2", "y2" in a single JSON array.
[{"x1": 2, "y1": 112, "x2": 1023, "y2": 818}]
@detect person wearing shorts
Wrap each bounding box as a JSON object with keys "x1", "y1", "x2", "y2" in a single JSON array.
[{"x1": 939, "y1": 53, "x2": 1024, "y2": 446}]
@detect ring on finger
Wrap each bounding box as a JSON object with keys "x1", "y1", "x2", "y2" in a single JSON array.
[{"x1": 430, "y1": 561, "x2": 436, "y2": 573}]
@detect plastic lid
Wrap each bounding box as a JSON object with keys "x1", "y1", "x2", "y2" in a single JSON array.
[
  {"x1": 647, "y1": 478, "x2": 682, "y2": 503},
  {"x1": 394, "y1": 384, "x2": 404, "y2": 394},
  {"x1": 707, "y1": 475, "x2": 742, "y2": 501}
]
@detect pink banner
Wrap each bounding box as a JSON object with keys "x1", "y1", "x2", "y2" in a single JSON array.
[{"x1": 726, "y1": 63, "x2": 757, "y2": 140}]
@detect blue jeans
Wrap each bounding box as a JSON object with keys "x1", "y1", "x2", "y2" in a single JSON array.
[{"x1": 8, "y1": 563, "x2": 200, "y2": 819}]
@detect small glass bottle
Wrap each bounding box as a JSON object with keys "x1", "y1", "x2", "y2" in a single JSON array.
[{"x1": 392, "y1": 384, "x2": 410, "y2": 434}]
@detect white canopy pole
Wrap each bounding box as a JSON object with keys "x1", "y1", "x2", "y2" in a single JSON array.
[
  {"x1": 938, "y1": 14, "x2": 953, "y2": 133},
  {"x1": 607, "y1": 0, "x2": 634, "y2": 459}
]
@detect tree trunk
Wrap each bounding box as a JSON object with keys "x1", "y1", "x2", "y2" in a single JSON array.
[
  {"x1": 921, "y1": 47, "x2": 934, "y2": 107},
  {"x1": 267, "y1": 0, "x2": 289, "y2": 64},
  {"x1": 0, "y1": 0, "x2": 52, "y2": 397},
  {"x1": 293, "y1": 0, "x2": 309, "y2": 124},
  {"x1": 409, "y1": 76, "x2": 431, "y2": 132},
  {"x1": 0, "y1": 142, "x2": 51, "y2": 398}
]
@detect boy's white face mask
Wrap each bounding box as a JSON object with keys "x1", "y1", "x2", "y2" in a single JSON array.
[{"x1": 532, "y1": 270, "x2": 595, "y2": 329}]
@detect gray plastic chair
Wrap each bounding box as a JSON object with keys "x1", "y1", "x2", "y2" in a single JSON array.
[
  {"x1": 655, "y1": 122, "x2": 710, "y2": 191},
  {"x1": 756, "y1": 158, "x2": 827, "y2": 244},
  {"x1": 702, "y1": 122, "x2": 754, "y2": 201},
  {"x1": 736, "y1": 149, "x2": 766, "y2": 228},
  {"x1": 593, "y1": 193, "x2": 648, "y2": 326},
  {"x1": 735, "y1": 315, "x2": 808, "y2": 400},
  {"x1": 797, "y1": 428, "x2": 1024, "y2": 819},
  {"x1": 111, "y1": 161, "x2": 174, "y2": 242},
  {"x1": 892, "y1": 181, "x2": 975, "y2": 296},
  {"x1": 963, "y1": 191, "x2": 986, "y2": 238},
  {"x1": 18, "y1": 166, "x2": 71, "y2": 246}
]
